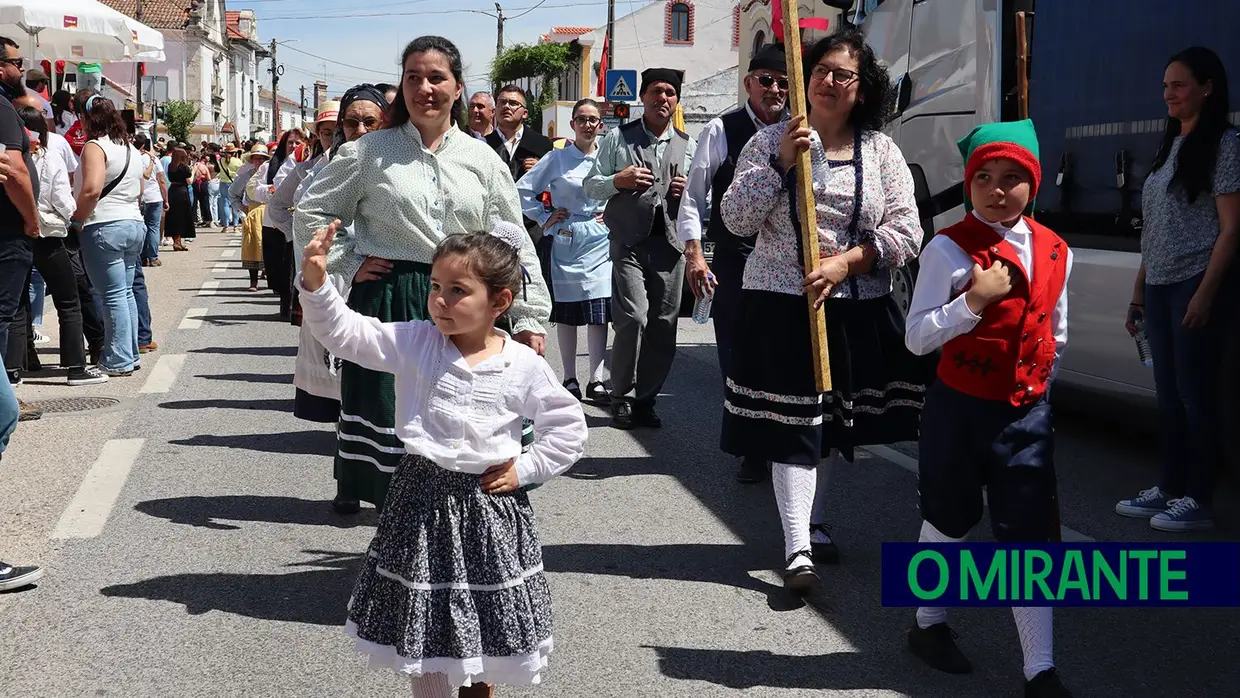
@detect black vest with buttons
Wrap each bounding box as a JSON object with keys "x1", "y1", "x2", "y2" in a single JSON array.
[{"x1": 706, "y1": 107, "x2": 760, "y2": 257}]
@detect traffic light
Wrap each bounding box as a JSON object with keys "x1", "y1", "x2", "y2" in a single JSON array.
[
  {"x1": 155, "y1": 104, "x2": 166, "y2": 120},
  {"x1": 614, "y1": 103, "x2": 629, "y2": 120}
]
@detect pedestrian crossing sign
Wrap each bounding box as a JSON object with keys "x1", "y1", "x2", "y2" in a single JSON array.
[{"x1": 606, "y1": 70, "x2": 638, "y2": 102}]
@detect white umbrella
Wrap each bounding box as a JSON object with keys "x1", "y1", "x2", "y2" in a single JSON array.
[
  {"x1": 0, "y1": 0, "x2": 139, "y2": 63},
  {"x1": 95, "y1": 2, "x2": 165, "y2": 62}
]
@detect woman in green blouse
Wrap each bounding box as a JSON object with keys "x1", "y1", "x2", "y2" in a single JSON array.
[{"x1": 294, "y1": 35, "x2": 551, "y2": 515}]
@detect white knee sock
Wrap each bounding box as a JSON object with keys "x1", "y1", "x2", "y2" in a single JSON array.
[
  {"x1": 1013, "y1": 606, "x2": 1054, "y2": 681},
  {"x1": 772, "y1": 462, "x2": 817, "y2": 560},
  {"x1": 555, "y1": 324, "x2": 578, "y2": 380},
  {"x1": 410, "y1": 672, "x2": 453, "y2": 698},
  {"x1": 587, "y1": 323, "x2": 608, "y2": 383},
  {"x1": 915, "y1": 520, "x2": 967, "y2": 629},
  {"x1": 809, "y1": 452, "x2": 837, "y2": 526}
]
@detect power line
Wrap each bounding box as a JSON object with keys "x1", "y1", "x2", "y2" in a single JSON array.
[
  {"x1": 263, "y1": 1, "x2": 609, "y2": 21},
  {"x1": 276, "y1": 41, "x2": 388, "y2": 75},
  {"x1": 507, "y1": 0, "x2": 551, "y2": 20}
]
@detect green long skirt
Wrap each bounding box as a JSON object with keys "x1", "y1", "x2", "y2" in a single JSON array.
[
  {"x1": 335, "y1": 260, "x2": 432, "y2": 511},
  {"x1": 335, "y1": 261, "x2": 537, "y2": 511}
]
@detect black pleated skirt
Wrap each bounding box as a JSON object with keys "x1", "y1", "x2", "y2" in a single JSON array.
[{"x1": 721, "y1": 289, "x2": 936, "y2": 464}]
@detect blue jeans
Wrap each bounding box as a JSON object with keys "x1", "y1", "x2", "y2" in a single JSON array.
[
  {"x1": 141, "y1": 202, "x2": 163, "y2": 261},
  {"x1": 1145, "y1": 271, "x2": 1234, "y2": 506},
  {"x1": 0, "y1": 369, "x2": 16, "y2": 456},
  {"x1": 29, "y1": 267, "x2": 45, "y2": 327},
  {"x1": 216, "y1": 185, "x2": 233, "y2": 226},
  {"x1": 79, "y1": 219, "x2": 145, "y2": 372},
  {"x1": 134, "y1": 262, "x2": 152, "y2": 347}
]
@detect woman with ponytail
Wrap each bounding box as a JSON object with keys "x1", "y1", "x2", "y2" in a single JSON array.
[{"x1": 294, "y1": 36, "x2": 550, "y2": 519}]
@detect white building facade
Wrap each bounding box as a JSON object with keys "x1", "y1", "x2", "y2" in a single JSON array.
[{"x1": 225, "y1": 10, "x2": 267, "y2": 142}]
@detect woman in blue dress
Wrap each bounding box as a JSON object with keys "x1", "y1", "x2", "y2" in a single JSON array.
[{"x1": 518, "y1": 99, "x2": 612, "y2": 403}]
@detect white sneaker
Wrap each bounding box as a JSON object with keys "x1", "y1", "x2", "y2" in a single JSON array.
[
  {"x1": 1150, "y1": 496, "x2": 1213, "y2": 532},
  {"x1": 32, "y1": 329, "x2": 50, "y2": 345}
]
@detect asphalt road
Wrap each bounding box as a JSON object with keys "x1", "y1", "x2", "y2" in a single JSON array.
[{"x1": 1, "y1": 226, "x2": 1236, "y2": 697}]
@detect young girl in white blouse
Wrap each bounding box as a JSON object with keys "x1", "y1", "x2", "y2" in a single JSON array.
[{"x1": 298, "y1": 221, "x2": 588, "y2": 698}]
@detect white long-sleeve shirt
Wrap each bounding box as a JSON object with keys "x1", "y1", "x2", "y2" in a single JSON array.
[
  {"x1": 246, "y1": 162, "x2": 272, "y2": 207},
  {"x1": 296, "y1": 274, "x2": 588, "y2": 485},
  {"x1": 676, "y1": 102, "x2": 777, "y2": 244},
  {"x1": 905, "y1": 211, "x2": 1074, "y2": 378},
  {"x1": 34, "y1": 149, "x2": 75, "y2": 237},
  {"x1": 267, "y1": 155, "x2": 316, "y2": 239}
]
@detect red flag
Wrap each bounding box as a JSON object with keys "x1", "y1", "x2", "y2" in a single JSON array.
[
  {"x1": 770, "y1": 2, "x2": 830, "y2": 43},
  {"x1": 595, "y1": 35, "x2": 609, "y2": 97}
]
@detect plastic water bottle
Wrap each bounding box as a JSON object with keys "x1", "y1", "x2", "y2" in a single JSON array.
[
  {"x1": 1132, "y1": 319, "x2": 1154, "y2": 367},
  {"x1": 692, "y1": 274, "x2": 716, "y2": 324}
]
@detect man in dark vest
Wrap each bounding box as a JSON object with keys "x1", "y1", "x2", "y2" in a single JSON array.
[
  {"x1": 584, "y1": 68, "x2": 697, "y2": 429},
  {"x1": 679, "y1": 44, "x2": 788, "y2": 483}
]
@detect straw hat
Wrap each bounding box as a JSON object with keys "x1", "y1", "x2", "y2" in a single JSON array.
[
  {"x1": 222, "y1": 143, "x2": 238, "y2": 153},
  {"x1": 247, "y1": 143, "x2": 270, "y2": 158},
  {"x1": 315, "y1": 100, "x2": 341, "y2": 124}
]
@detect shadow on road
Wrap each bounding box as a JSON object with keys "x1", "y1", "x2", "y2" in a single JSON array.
[
  {"x1": 169, "y1": 430, "x2": 336, "y2": 455},
  {"x1": 190, "y1": 345, "x2": 297, "y2": 357},
  {"x1": 158, "y1": 397, "x2": 296, "y2": 412},
  {"x1": 198, "y1": 372, "x2": 295, "y2": 385},
  {"x1": 99, "y1": 550, "x2": 362, "y2": 626},
  {"x1": 135, "y1": 495, "x2": 377, "y2": 530}
]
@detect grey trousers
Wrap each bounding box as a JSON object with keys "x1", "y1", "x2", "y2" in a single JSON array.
[{"x1": 609, "y1": 232, "x2": 686, "y2": 407}]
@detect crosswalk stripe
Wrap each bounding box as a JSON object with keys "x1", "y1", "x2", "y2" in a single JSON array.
[
  {"x1": 140, "y1": 354, "x2": 187, "y2": 394},
  {"x1": 178, "y1": 308, "x2": 208, "y2": 330},
  {"x1": 51, "y1": 439, "x2": 145, "y2": 539}
]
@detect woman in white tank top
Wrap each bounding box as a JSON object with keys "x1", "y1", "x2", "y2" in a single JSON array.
[{"x1": 67, "y1": 93, "x2": 147, "y2": 376}]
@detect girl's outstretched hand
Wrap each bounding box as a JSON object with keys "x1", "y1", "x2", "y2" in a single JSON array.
[{"x1": 301, "y1": 220, "x2": 340, "y2": 292}]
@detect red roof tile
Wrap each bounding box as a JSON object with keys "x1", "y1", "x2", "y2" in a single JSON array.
[
  {"x1": 550, "y1": 26, "x2": 594, "y2": 35},
  {"x1": 98, "y1": 0, "x2": 190, "y2": 30}
]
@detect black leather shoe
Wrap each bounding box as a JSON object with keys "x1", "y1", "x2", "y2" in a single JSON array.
[
  {"x1": 809, "y1": 523, "x2": 840, "y2": 564},
  {"x1": 585, "y1": 381, "x2": 609, "y2": 404},
  {"x1": 631, "y1": 404, "x2": 662, "y2": 428},
  {"x1": 908, "y1": 622, "x2": 972, "y2": 674},
  {"x1": 331, "y1": 497, "x2": 361, "y2": 515},
  {"x1": 736, "y1": 456, "x2": 769, "y2": 484},
  {"x1": 782, "y1": 551, "x2": 819, "y2": 591},
  {"x1": 1025, "y1": 668, "x2": 1074, "y2": 698},
  {"x1": 611, "y1": 401, "x2": 634, "y2": 430},
  {"x1": 562, "y1": 378, "x2": 583, "y2": 400}
]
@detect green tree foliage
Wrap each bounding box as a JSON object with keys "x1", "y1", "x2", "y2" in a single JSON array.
[
  {"x1": 163, "y1": 100, "x2": 200, "y2": 144},
  {"x1": 489, "y1": 42, "x2": 573, "y2": 130}
]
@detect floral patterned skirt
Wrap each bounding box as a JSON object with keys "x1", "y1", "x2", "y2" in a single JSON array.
[{"x1": 345, "y1": 454, "x2": 554, "y2": 688}]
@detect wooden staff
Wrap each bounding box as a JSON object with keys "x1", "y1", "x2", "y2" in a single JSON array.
[
  {"x1": 780, "y1": 0, "x2": 832, "y2": 392},
  {"x1": 1015, "y1": 11, "x2": 1030, "y2": 120}
]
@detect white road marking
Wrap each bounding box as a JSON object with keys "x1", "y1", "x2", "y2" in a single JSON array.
[
  {"x1": 199, "y1": 280, "x2": 220, "y2": 296},
  {"x1": 229, "y1": 238, "x2": 241, "y2": 246},
  {"x1": 178, "y1": 307, "x2": 208, "y2": 330},
  {"x1": 858, "y1": 445, "x2": 1096, "y2": 542},
  {"x1": 52, "y1": 439, "x2": 145, "y2": 539},
  {"x1": 213, "y1": 262, "x2": 230, "y2": 272},
  {"x1": 139, "y1": 353, "x2": 187, "y2": 394},
  {"x1": 221, "y1": 248, "x2": 237, "y2": 258}
]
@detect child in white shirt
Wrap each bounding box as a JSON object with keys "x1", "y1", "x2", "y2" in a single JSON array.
[{"x1": 298, "y1": 221, "x2": 588, "y2": 697}]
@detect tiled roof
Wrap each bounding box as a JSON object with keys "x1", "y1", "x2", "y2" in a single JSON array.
[
  {"x1": 98, "y1": 0, "x2": 190, "y2": 30},
  {"x1": 550, "y1": 26, "x2": 594, "y2": 35},
  {"x1": 225, "y1": 10, "x2": 245, "y2": 40}
]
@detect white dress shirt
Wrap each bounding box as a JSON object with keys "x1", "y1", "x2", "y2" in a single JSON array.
[
  {"x1": 267, "y1": 155, "x2": 315, "y2": 239},
  {"x1": 296, "y1": 275, "x2": 588, "y2": 485},
  {"x1": 34, "y1": 149, "x2": 75, "y2": 237},
  {"x1": 905, "y1": 211, "x2": 1074, "y2": 378},
  {"x1": 500, "y1": 124, "x2": 524, "y2": 161},
  {"x1": 677, "y1": 102, "x2": 776, "y2": 244}
]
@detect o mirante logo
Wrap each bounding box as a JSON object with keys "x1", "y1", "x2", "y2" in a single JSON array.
[{"x1": 881, "y1": 543, "x2": 1240, "y2": 607}]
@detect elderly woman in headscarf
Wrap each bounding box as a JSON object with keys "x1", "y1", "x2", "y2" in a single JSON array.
[{"x1": 290, "y1": 84, "x2": 390, "y2": 512}]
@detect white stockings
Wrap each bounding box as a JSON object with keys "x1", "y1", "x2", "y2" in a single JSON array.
[
  {"x1": 772, "y1": 458, "x2": 835, "y2": 560},
  {"x1": 914, "y1": 520, "x2": 1054, "y2": 680},
  {"x1": 556, "y1": 323, "x2": 608, "y2": 383},
  {"x1": 409, "y1": 672, "x2": 453, "y2": 698}
]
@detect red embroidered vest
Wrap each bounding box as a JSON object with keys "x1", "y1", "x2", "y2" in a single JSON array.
[{"x1": 935, "y1": 215, "x2": 1068, "y2": 407}]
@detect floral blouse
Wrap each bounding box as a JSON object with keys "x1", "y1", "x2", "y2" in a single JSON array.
[{"x1": 719, "y1": 125, "x2": 922, "y2": 299}]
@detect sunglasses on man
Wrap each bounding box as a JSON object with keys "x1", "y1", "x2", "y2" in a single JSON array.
[{"x1": 755, "y1": 74, "x2": 789, "y2": 91}]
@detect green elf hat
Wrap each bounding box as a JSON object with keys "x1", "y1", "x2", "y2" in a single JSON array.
[{"x1": 957, "y1": 119, "x2": 1042, "y2": 214}]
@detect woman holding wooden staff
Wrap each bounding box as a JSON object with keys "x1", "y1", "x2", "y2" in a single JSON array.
[{"x1": 719, "y1": 30, "x2": 933, "y2": 590}]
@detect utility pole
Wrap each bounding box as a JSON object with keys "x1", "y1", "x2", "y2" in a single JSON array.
[
  {"x1": 135, "y1": 0, "x2": 144, "y2": 119},
  {"x1": 300, "y1": 84, "x2": 307, "y2": 123},
  {"x1": 606, "y1": 0, "x2": 615, "y2": 67},
  {"x1": 269, "y1": 38, "x2": 282, "y2": 139},
  {"x1": 495, "y1": 3, "x2": 504, "y2": 57}
]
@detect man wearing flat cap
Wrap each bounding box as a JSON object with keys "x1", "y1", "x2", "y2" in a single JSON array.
[
  {"x1": 678, "y1": 43, "x2": 789, "y2": 484},
  {"x1": 584, "y1": 67, "x2": 696, "y2": 430}
]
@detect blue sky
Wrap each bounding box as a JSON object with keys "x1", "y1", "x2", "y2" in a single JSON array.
[{"x1": 253, "y1": 0, "x2": 655, "y2": 102}]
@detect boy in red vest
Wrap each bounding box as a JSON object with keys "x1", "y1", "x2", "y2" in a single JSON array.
[{"x1": 902, "y1": 120, "x2": 1074, "y2": 698}]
